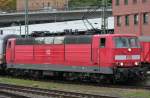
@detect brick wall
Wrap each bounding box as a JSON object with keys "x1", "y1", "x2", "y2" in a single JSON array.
[
  {"x1": 17, "y1": 0, "x2": 68, "y2": 11},
  {"x1": 112, "y1": 0, "x2": 150, "y2": 36}
]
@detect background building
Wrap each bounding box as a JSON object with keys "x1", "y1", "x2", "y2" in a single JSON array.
[
  {"x1": 112, "y1": 0, "x2": 150, "y2": 36},
  {"x1": 17, "y1": 0, "x2": 69, "y2": 11}
]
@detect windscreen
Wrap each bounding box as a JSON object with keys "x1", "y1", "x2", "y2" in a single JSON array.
[{"x1": 114, "y1": 37, "x2": 140, "y2": 48}]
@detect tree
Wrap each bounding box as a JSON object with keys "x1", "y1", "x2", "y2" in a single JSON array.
[
  {"x1": 69, "y1": 0, "x2": 112, "y2": 8},
  {"x1": 0, "y1": 0, "x2": 16, "y2": 11}
]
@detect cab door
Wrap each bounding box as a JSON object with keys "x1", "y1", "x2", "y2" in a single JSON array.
[
  {"x1": 93, "y1": 36, "x2": 113, "y2": 74},
  {"x1": 92, "y1": 36, "x2": 107, "y2": 72},
  {"x1": 99, "y1": 37, "x2": 107, "y2": 66},
  {"x1": 92, "y1": 36, "x2": 99, "y2": 65},
  {"x1": 6, "y1": 40, "x2": 15, "y2": 63},
  {"x1": 99, "y1": 37, "x2": 114, "y2": 74}
]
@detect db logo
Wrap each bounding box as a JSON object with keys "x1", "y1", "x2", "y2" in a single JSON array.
[{"x1": 126, "y1": 55, "x2": 132, "y2": 60}]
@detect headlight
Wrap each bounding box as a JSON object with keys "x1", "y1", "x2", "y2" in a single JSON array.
[
  {"x1": 120, "y1": 62, "x2": 124, "y2": 66},
  {"x1": 116, "y1": 62, "x2": 124, "y2": 67},
  {"x1": 135, "y1": 62, "x2": 139, "y2": 66}
]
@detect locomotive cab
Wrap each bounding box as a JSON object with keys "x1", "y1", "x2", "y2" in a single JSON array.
[
  {"x1": 110, "y1": 35, "x2": 145, "y2": 80},
  {"x1": 0, "y1": 34, "x2": 19, "y2": 69},
  {"x1": 113, "y1": 35, "x2": 141, "y2": 67},
  {"x1": 89, "y1": 34, "x2": 145, "y2": 81}
]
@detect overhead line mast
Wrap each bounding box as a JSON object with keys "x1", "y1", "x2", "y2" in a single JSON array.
[
  {"x1": 101, "y1": 0, "x2": 108, "y2": 34},
  {"x1": 25, "y1": 0, "x2": 29, "y2": 37}
]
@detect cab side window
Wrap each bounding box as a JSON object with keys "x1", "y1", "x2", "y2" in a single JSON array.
[
  {"x1": 100, "y1": 38, "x2": 106, "y2": 48},
  {"x1": 7, "y1": 41, "x2": 11, "y2": 48}
]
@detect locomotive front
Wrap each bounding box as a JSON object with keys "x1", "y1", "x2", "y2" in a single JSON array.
[{"x1": 112, "y1": 35, "x2": 146, "y2": 80}]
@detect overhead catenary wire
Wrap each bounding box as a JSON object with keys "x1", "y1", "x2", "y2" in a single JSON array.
[{"x1": 81, "y1": 0, "x2": 109, "y2": 34}]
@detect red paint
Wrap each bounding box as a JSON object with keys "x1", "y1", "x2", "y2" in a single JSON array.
[{"x1": 6, "y1": 34, "x2": 141, "y2": 72}]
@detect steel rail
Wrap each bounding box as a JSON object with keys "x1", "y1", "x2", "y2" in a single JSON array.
[
  {"x1": 96, "y1": 84, "x2": 150, "y2": 91},
  {"x1": 0, "y1": 90, "x2": 30, "y2": 98},
  {"x1": 0, "y1": 83, "x2": 118, "y2": 98}
]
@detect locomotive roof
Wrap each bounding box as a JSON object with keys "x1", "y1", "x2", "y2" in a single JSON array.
[
  {"x1": 14, "y1": 34, "x2": 137, "y2": 40},
  {"x1": 93, "y1": 34, "x2": 137, "y2": 37},
  {"x1": 0, "y1": 34, "x2": 19, "y2": 40}
]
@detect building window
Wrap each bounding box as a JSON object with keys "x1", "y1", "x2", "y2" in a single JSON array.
[
  {"x1": 142, "y1": 0, "x2": 147, "y2": 3},
  {"x1": 32, "y1": 3, "x2": 34, "y2": 6},
  {"x1": 42, "y1": 2, "x2": 44, "y2": 8},
  {"x1": 36, "y1": 3, "x2": 39, "y2": 6},
  {"x1": 124, "y1": 0, "x2": 128, "y2": 5},
  {"x1": 143, "y1": 13, "x2": 148, "y2": 24},
  {"x1": 134, "y1": 14, "x2": 138, "y2": 25},
  {"x1": 125, "y1": 15, "x2": 129, "y2": 26},
  {"x1": 48, "y1": 2, "x2": 50, "y2": 7},
  {"x1": 133, "y1": 0, "x2": 137, "y2": 4},
  {"x1": 116, "y1": 0, "x2": 120, "y2": 5},
  {"x1": 117, "y1": 16, "x2": 121, "y2": 26}
]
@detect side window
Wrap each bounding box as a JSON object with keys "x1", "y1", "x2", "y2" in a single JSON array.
[
  {"x1": 65, "y1": 36, "x2": 92, "y2": 44},
  {"x1": 44, "y1": 37, "x2": 54, "y2": 44},
  {"x1": 35, "y1": 37, "x2": 44, "y2": 44},
  {"x1": 65, "y1": 37, "x2": 77, "y2": 44},
  {"x1": 16, "y1": 38, "x2": 35, "y2": 45},
  {"x1": 100, "y1": 38, "x2": 106, "y2": 48},
  {"x1": 7, "y1": 41, "x2": 11, "y2": 48},
  {"x1": 54, "y1": 37, "x2": 64, "y2": 44},
  {"x1": 77, "y1": 36, "x2": 92, "y2": 44}
]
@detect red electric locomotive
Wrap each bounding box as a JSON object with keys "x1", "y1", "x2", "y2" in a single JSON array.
[{"x1": 5, "y1": 34, "x2": 146, "y2": 81}]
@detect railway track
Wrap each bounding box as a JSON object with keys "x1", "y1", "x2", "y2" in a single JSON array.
[
  {"x1": 128, "y1": 85, "x2": 150, "y2": 90},
  {"x1": 0, "y1": 90, "x2": 30, "y2": 98},
  {"x1": 99, "y1": 84, "x2": 150, "y2": 91},
  {"x1": 43, "y1": 78, "x2": 150, "y2": 91},
  {"x1": 0, "y1": 83, "x2": 118, "y2": 98},
  {"x1": 44, "y1": 78, "x2": 150, "y2": 91}
]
